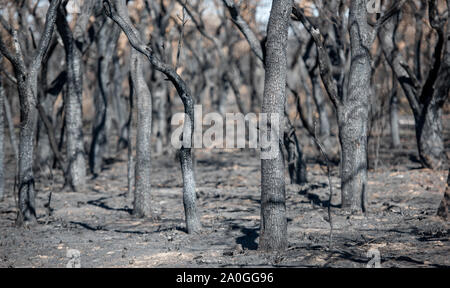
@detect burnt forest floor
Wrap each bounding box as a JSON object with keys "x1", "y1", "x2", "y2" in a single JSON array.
[{"x1": 0, "y1": 114, "x2": 449, "y2": 268}]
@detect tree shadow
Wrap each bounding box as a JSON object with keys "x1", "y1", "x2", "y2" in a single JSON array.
[
  {"x1": 236, "y1": 227, "x2": 259, "y2": 250},
  {"x1": 87, "y1": 197, "x2": 132, "y2": 214}
]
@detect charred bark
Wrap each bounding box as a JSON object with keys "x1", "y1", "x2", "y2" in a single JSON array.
[
  {"x1": 103, "y1": 0, "x2": 201, "y2": 233},
  {"x1": 130, "y1": 49, "x2": 153, "y2": 218},
  {"x1": 0, "y1": 72, "x2": 4, "y2": 200},
  {"x1": 338, "y1": 0, "x2": 372, "y2": 213},
  {"x1": 259, "y1": 0, "x2": 291, "y2": 251},
  {"x1": 0, "y1": 0, "x2": 62, "y2": 225},
  {"x1": 90, "y1": 19, "x2": 120, "y2": 176},
  {"x1": 56, "y1": 5, "x2": 86, "y2": 191},
  {"x1": 437, "y1": 169, "x2": 450, "y2": 220},
  {"x1": 379, "y1": 0, "x2": 449, "y2": 170}
]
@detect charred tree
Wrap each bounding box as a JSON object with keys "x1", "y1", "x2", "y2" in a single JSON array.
[
  {"x1": 130, "y1": 49, "x2": 153, "y2": 218},
  {"x1": 0, "y1": 70, "x2": 4, "y2": 200},
  {"x1": 259, "y1": 0, "x2": 291, "y2": 251},
  {"x1": 103, "y1": 0, "x2": 202, "y2": 233},
  {"x1": 56, "y1": 4, "x2": 86, "y2": 191},
  {"x1": 379, "y1": 0, "x2": 449, "y2": 170},
  {"x1": 437, "y1": 169, "x2": 450, "y2": 220},
  {"x1": 90, "y1": 19, "x2": 120, "y2": 176},
  {"x1": 337, "y1": 0, "x2": 372, "y2": 212},
  {"x1": 222, "y1": 0, "x2": 307, "y2": 185},
  {"x1": 0, "y1": 0, "x2": 62, "y2": 225},
  {"x1": 291, "y1": 0, "x2": 404, "y2": 212}
]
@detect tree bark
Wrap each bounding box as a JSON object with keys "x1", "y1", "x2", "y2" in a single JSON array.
[
  {"x1": 338, "y1": 0, "x2": 372, "y2": 213},
  {"x1": 0, "y1": 0, "x2": 61, "y2": 225},
  {"x1": 130, "y1": 49, "x2": 153, "y2": 218},
  {"x1": 103, "y1": 0, "x2": 201, "y2": 233},
  {"x1": 379, "y1": 0, "x2": 449, "y2": 170},
  {"x1": 390, "y1": 77, "x2": 401, "y2": 148},
  {"x1": 259, "y1": 0, "x2": 291, "y2": 251},
  {"x1": 90, "y1": 19, "x2": 120, "y2": 176},
  {"x1": 56, "y1": 7, "x2": 86, "y2": 191},
  {"x1": 437, "y1": 169, "x2": 450, "y2": 220},
  {"x1": 0, "y1": 72, "x2": 4, "y2": 200}
]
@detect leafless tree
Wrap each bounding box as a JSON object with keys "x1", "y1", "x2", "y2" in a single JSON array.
[{"x1": 0, "y1": 0, "x2": 61, "y2": 225}]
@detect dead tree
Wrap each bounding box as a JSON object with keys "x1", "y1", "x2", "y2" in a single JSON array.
[
  {"x1": 222, "y1": 0, "x2": 307, "y2": 185},
  {"x1": 0, "y1": 68, "x2": 4, "y2": 200},
  {"x1": 292, "y1": 1, "x2": 404, "y2": 213},
  {"x1": 130, "y1": 48, "x2": 153, "y2": 218},
  {"x1": 390, "y1": 76, "x2": 401, "y2": 148},
  {"x1": 56, "y1": 3, "x2": 87, "y2": 191},
  {"x1": 103, "y1": 0, "x2": 202, "y2": 233},
  {"x1": 379, "y1": 0, "x2": 450, "y2": 170},
  {"x1": 90, "y1": 18, "x2": 120, "y2": 176},
  {"x1": 0, "y1": 0, "x2": 62, "y2": 225},
  {"x1": 259, "y1": 0, "x2": 291, "y2": 251},
  {"x1": 437, "y1": 169, "x2": 450, "y2": 220}
]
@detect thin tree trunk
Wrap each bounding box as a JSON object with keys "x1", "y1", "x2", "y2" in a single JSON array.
[
  {"x1": 130, "y1": 49, "x2": 153, "y2": 218},
  {"x1": 338, "y1": 0, "x2": 372, "y2": 213},
  {"x1": 283, "y1": 115, "x2": 307, "y2": 185},
  {"x1": 104, "y1": 0, "x2": 202, "y2": 233},
  {"x1": 56, "y1": 7, "x2": 86, "y2": 191},
  {"x1": 437, "y1": 169, "x2": 450, "y2": 220},
  {"x1": 0, "y1": 73, "x2": 4, "y2": 200},
  {"x1": 259, "y1": 0, "x2": 291, "y2": 252},
  {"x1": 35, "y1": 38, "x2": 57, "y2": 177},
  {"x1": 90, "y1": 20, "x2": 120, "y2": 175},
  {"x1": 127, "y1": 73, "x2": 134, "y2": 198},
  {"x1": 390, "y1": 77, "x2": 401, "y2": 148},
  {"x1": 380, "y1": 0, "x2": 449, "y2": 170},
  {"x1": 0, "y1": 0, "x2": 61, "y2": 224},
  {"x1": 3, "y1": 93, "x2": 18, "y2": 162},
  {"x1": 416, "y1": 97, "x2": 446, "y2": 169}
]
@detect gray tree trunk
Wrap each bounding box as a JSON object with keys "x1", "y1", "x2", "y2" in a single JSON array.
[
  {"x1": 127, "y1": 73, "x2": 134, "y2": 198},
  {"x1": 437, "y1": 169, "x2": 450, "y2": 220},
  {"x1": 380, "y1": 0, "x2": 449, "y2": 170},
  {"x1": 0, "y1": 73, "x2": 4, "y2": 200},
  {"x1": 390, "y1": 77, "x2": 401, "y2": 148},
  {"x1": 259, "y1": 0, "x2": 291, "y2": 251},
  {"x1": 130, "y1": 49, "x2": 153, "y2": 218},
  {"x1": 3, "y1": 93, "x2": 18, "y2": 163},
  {"x1": 104, "y1": 0, "x2": 203, "y2": 233},
  {"x1": 56, "y1": 7, "x2": 86, "y2": 191},
  {"x1": 338, "y1": 0, "x2": 372, "y2": 213},
  {"x1": 90, "y1": 19, "x2": 120, "y2": 175},
  {"x1": 0, "y1": 0, "x2": 61, "y2": 225}
]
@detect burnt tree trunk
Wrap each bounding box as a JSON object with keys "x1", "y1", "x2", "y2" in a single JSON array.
[
  {"x1": 390, "y1": 77, "x2": 401, "y2": 148},
  {"x1": 104, "y1": 0, "x2": 201, "y2": 233},
  {"x1": 0, "y1": 0, "x2": 62, "y2": 225},
  {"x1": 380, "y1": 0, "x2": 449, "y2": 170},
  {"x1": 90, "y1": 19, "x2": 120, "y2": 176},
  {"x1": 259, "y1": 0, "x2": 291, "y2": 251},
  {"x1": 3, "y1": 92, "x2": 18, "y2": 163},
  {"x1": 127, "y1": 73, "x2": 134, "y2": 198},
  {"x1": 56, "y1": 6, "x2": 86, "y2": 191},
  {"x1": 437, "y1": 169, "x2": 450, "y2": 220},
  {"x1": 0, "y1": 71, "x2": 4, "y2": 200},
  {"x1": 130, "y1": 49, "x2": 153, "y2": 218},
  {"x1": 35, "y1": 37, "x2": 58, "y2": 178},
  {"x1": 338, "y1": 0, "x2": 372, "y2": 213},
  {"x1": 222, "y1": 0, "x2": 307, "y2": 185}
]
